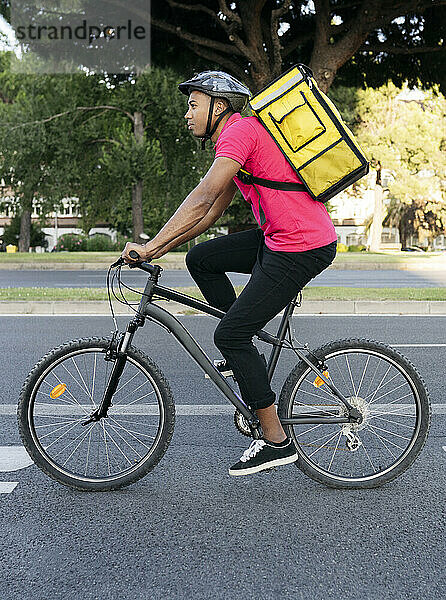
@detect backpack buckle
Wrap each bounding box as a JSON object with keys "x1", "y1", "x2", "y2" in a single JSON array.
[{"x1": 237, "y1": 169, "x2": 253, "y2": 185}]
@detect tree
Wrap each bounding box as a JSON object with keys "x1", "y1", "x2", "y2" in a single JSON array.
[
  {"x1": 329, "y1": 82, "x2": 446, "y2": 248},
  {"x1": 68, "y1": 67, "x2": 216, "y2": 240},
  {"x1": 0, "y1": 54, "x2": 213, "y2": 245},
  {"x1": 150, "y1": 1, "x2": 446, "y2": 93}
]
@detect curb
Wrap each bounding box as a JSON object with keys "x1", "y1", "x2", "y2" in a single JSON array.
[{"x1": 2, "y1": 300, "x2": 446, "y2": 315}]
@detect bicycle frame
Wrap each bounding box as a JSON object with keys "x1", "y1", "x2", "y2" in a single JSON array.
[{"x1": 97, "y1": 264, "x2": 362, "y2": 437}]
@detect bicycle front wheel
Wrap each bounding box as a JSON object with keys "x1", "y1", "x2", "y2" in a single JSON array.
[
  {"x1": 18, "y1": 337, "x2": 175, "y2": 491},
  {"x1": 278, "y1": 339, "x2": 431, "y2": 489}
]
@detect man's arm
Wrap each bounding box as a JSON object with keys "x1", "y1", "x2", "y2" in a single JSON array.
[
  {"x1": 149, "y1": 180, "x2": 237, "y2": 258},
  {"x1": 122, "y1": 157, "x2": 241, "y2": 262}
]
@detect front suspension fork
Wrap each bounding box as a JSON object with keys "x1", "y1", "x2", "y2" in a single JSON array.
[{"x1": 81, "y1": 316, "x2": 144, "y2": 425}]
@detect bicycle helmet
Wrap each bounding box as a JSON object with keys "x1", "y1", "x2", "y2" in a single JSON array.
[{"x1": 179, "y1": 70, "x2": 251, "y2": 149}]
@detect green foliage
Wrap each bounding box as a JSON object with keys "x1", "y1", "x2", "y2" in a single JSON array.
[
  {"x1": 85, "y1": 234, "x2": 116, "y2": 252},
  {"x1": 1, "y1": 213, "x2": 47, "y2": 247},
  {"x1": 54, "y1": 233, "x2": 87, "y2": 252},
  {"x1": 329, "y1": 82, "x2": 446, "y2": 247},
  {"x1": 348, "y1": 244, "x2": 366, "y2": 252},
  {"x1": 337, "y1": 243, "x2": 348, "y2": 252}
]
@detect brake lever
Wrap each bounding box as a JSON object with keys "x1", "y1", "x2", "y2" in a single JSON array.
[
  {"x1": 111, "y1": 250, "x2": 140, "y2": 269},
  {"x1": 110, "y1": 257, "x2": 124, "y2": 268}
]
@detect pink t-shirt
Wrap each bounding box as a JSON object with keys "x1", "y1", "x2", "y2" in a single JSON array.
[{"x1": 214, "y1": 112, "x2": 337, "y2": 252}]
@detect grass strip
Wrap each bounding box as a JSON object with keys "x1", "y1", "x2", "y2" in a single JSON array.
[
  {"x1": 0, "y1": 252, "x2": 186, "y2": 264},
  {"x1": 1, "y1": 250, "x2": 445, "y2": 264},
  {"x1": 1, "y1": 287, "x2": 446, "y2": 302}
]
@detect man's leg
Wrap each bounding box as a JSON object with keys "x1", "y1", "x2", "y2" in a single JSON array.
[
  {"x1": 256, "y1": 405, "x2": 286, "y2": 443},
  {"x1": 185, "y1": 228, "x2": 263, "y2": 312},
  {"x1": 222, "y1": 242, "x2": 337, "y2": 475},
  {"x1": 214, "y1": 241, "x2": 336, "y2": 447}
]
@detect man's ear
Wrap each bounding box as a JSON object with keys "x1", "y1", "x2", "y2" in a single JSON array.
[{"x1": 215, "y1": 99, "x2": 229, "y2": 115}]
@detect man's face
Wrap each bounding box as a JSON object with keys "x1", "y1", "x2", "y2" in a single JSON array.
[{"x1": 184, "y1": 90, "x2": 213, "y2": 138}]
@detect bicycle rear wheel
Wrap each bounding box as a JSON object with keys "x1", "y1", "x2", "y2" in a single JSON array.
[
  {"x1": 278, "y1": 339, "x2": 431, "y2": 489},
  {"x1": 18, "y1": 337, "x2": 175, "y2": 491}
]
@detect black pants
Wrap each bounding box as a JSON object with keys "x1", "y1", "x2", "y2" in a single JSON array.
[{"x1": 186, "y1": 228, "x2": 336, "y2": 410}]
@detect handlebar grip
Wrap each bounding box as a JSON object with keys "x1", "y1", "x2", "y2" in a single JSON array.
[{"x1": 129, "y1": 250, "x2": 140, "y2": 261}]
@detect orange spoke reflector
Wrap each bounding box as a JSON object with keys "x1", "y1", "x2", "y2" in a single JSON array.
[
  {"x1": 50, "y1": 383, "x2": 67, "y2": 399},
  {"x1": 313, "y1": 371, "x2": 329, "y2": 388}
]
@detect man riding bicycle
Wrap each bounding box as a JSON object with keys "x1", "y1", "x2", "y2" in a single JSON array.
[{"x1": 122, "y1": 70, "x2": 337, "y2": 476}]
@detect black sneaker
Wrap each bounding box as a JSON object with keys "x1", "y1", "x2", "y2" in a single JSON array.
[{"x1": 228, "y1": 438, "x2": 298, "y2": 476}]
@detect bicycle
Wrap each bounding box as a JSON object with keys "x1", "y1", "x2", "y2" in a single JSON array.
[{"x1": 18, "y1": 254, "x2": 431, "y2": 491}]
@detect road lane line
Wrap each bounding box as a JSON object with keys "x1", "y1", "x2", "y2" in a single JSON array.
[
  {"x1": 0, "y1": 446, "x2": 34, "y2": 471},
  {"x1": 0, "y1": 482, "x2": 18, "y2": 493},
  {"x1": 3, "y1": 313, "x2": 446, "y2": 318},
  {"x1": 2, "y1": 404, "x2": 446, "y2": 415}
]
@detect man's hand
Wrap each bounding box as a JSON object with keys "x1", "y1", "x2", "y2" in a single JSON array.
[{"x1": 121, "y1": 241, "x2": 152, "y2": 264}]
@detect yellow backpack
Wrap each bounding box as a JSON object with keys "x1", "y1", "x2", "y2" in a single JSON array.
[{"x1": 238, "y1": 63, "x2": 369, "y2": 203}]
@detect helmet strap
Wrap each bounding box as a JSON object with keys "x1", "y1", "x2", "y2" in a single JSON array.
[{"x1": 201, "y1": 97, "x2": 232, "y2": 150}]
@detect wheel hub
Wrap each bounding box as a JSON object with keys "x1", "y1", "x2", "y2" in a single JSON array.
[{"x1": 340, "y1": 396, "x2": 370, "y2": 431}]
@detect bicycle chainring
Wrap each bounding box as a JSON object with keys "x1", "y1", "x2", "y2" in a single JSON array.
[{"x1": 234, "y1": 410, "x2": 252, "y2": 437}]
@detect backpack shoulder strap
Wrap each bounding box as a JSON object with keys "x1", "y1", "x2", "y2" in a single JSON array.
[{"x1": 236, "y1": 168, "x2": 307, "y2": 192}]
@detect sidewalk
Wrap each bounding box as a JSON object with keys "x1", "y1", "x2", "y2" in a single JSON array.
[{"x1": 2, "y1": 299, "x2": 446, "y2": 315}]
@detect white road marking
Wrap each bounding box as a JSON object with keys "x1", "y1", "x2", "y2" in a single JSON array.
[
  {"x1": 0, "y1": 482, "x2": 18, "y2": 493},
  {"x1": 3, "y1": 313, "x2": 446, "y2": 318},
  {"x1": 2, "y1": 404, "x2": 446, "y2": 415},
  {"x1": 0, "y1": 446, "x2": 34, "y2": 472}
]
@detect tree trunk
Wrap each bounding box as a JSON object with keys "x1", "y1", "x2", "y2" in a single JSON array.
[
  {"x1": 18, "y1": 204, "x2": 32, "y2": 252},
  {"x1": 398, "y1": 223, "x2": 407, "y2": 249},
  {"x1": 132, "y1": 181, "x2": 144, "y2": 244},
  {"x1": 132, "y1": 110, "x2": 145, "y2": 244},
  {"x1": 368, "y1": 184, "x2": 384, "y2": 252}
]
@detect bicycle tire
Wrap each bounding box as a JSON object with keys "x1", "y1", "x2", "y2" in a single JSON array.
[
  {"x1": 278, "y1": 338, "x2": 431, "y2": 489},
  {"x1": 18, "y1": 337, "x2": 175, "y2": 491}
]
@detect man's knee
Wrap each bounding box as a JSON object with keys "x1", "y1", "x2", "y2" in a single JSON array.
[
  {"x1": 214, "y1": 320, "x2": 233, "y2": 352},
  {"x1": 213, "y1": 321, "x2": 226, "y2": 351},
  {"x1": 185, "y1": 244, "x2": 203, "y2": 273}
]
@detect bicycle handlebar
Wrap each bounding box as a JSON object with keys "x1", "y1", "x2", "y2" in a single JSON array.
[{"x1": 111, "y1": 250, "x2": 161, "y2": 278}]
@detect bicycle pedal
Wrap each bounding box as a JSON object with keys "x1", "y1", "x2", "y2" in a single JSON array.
[{"x1": 204, "y1": 360, "x2": 233, "y2": 379}]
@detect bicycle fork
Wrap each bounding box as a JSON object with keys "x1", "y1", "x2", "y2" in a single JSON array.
[{"x1": 81, "y1": 316, "x2": 144, "y2": 426}]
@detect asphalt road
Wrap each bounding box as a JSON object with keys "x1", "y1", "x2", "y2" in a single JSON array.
[
  {"x1": 1, "y1": 268, "x2": 446, "y2": 288},
  {"x1": 0, "y1": 315, "x2": 445, "y2": 600}
]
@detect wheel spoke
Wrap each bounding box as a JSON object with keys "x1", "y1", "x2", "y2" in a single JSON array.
[
  {"x1": 357, "y1": 355, "x2": 371, "y2": 398},
  {"x1": 22, "y1": 342, "x2": 172, "y2": 489},
  {"x1": 360, "y1": 440, "x2": 378, "y2": 473},
  {"x1": 108, "y1": 416, "x2": 155, "y2": 442},
  {"x1": 42, "y1": 416, "x2": 86, "y2": 449},
  {"x1": 368, "y1": 384, "x2": 410, "y2": 405},
  {"x1": 286, "y1": 344, "x2": 428, "y2": 485},
  {"x1": 101, "y1": 422, "x2": 136, "y2": 465},
  {"x1": 101, "y1": 420, "x2": 112, "y2": 475},
  {"x1": 84, "y1": 426, "x2": 94, "y2": 476},
  {"x1": 327, "y1": 430, "x2": 343, "y2": 470},
  {"x1": 62, "y1": 425, "x2": 95, "y2": 467},
  {"x1": 366, "y1": 423, "x2": 411, "y2": 443},
  {"x1": 369, "y1": 415, "x2": 416, "y2": 429},
  {"x1": 52, "y1": 423, "x2": 95, "y2": 459},
  {"x1": 106, "y1": 422, "x2": 146, "y2": 458},
  {"x1": 308, "y1": 430, "x2": 342, "y2": 457},
  {"x1": 345, "y1": 354, "x2": 357, "y2": 397}
]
